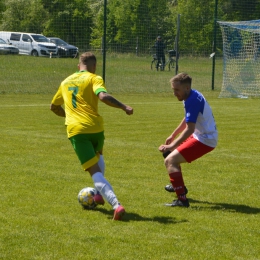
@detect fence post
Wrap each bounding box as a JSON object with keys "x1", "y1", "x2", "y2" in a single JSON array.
[
  {"x1": 102, "y1": 0, "x2": 107, "y2": 82},
  {"x1": 211, "y1": 0, "x2": 218, "y2": 90},
  {"x1": 136, "y1": 37, "x2": 139, "y2": 56},
  {"x1": 175, "y1": 14, "x2": 180, "y2": 75}
]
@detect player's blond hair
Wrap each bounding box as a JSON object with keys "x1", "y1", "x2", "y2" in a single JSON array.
[
  {"x1": 170, "y1": 73, "x2": 192, "y2": 87},
  {"x1": 79, "y1": 52, "x2": 96, "y2": 67}
]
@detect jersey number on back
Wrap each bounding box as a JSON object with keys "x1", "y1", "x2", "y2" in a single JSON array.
[{"x1": 68, "y1": 86, "x2": 79, "y2": 108}]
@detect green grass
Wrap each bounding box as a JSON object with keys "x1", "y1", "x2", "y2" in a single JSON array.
[
  {"x1": 0, "y1": 56, "x2": 259, "y2": 259},
  {"x1": 0, "y1": 54, "x2": 222, "y2": 96}
]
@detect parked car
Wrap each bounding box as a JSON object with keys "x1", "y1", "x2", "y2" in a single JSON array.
[
  {"x1": 0, "y1": 38, "x2": 19, "y2": 55},
  {"x1": 0, "y1": 32, "x2": 58, "y2": 57},
  {"x1": 47, "y1": 37, "x2": 78, "y2": 58}
]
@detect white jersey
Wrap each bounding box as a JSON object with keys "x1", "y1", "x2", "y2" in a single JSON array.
[{"x1": 184, "y1": 89, "x2": 218, "y2": 147}]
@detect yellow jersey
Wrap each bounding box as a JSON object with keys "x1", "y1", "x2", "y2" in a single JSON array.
[{"x1": 51, "y1": 71, "x2": 107, "y2": 138}]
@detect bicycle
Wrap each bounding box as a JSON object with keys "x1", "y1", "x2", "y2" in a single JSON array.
[
  {"x1": 165, "y1": 50, "x2": 176, "y2": 71},
  {"x1": 150, "y1": 50, "x2": 176, "y2": 71},
  {"x1": 151, "y1": 54, "x2": 162, "y2": 70}
]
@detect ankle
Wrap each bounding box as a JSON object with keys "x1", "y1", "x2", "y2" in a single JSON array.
[{"x1": 178, "y1": 193, "x2": 187, "y2": 201}]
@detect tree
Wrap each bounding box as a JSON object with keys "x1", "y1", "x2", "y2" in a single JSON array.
[
  {"x1": 42, "y1": 0, "x2": 94, "y2": 48},
  {"x1": 220, "y1": 0, "x2": 260, "y2": 21},
  {"x1": 92, "y1": 0, "x2": 174, "y2": 53},
  {"x1": 88, "y1": 0, "x2": 104, "y2": 49},
  {"x1": 131, "y1": 0, "x2": 173, "y2": 50},
  {"x1": 0, "y1": 0, "x2": 48, "y2": 33},
  {"x1": 0, "y1": 0, "x2": 5, "y2": 24},
  {"x1": 170, "y1": 0, "x2": 216, "y2": 56}
]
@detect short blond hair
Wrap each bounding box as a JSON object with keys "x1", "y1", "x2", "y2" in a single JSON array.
[
  {"x1": 79, "y1": 52, "x2": 96, "y2": 66},
  {"x1": 170, "y1": 73, "x2": 192, "y2": 86}
]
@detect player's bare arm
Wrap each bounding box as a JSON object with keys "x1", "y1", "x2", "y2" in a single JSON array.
[
  {"x1": 159, "y1": 122, "x2": 195, "y2": 153},
  {"x1": 165, "y1": 118, "x2": 186, "y2": 144},
  {"x1": 98, "y1": 92, "x2": 133, "y2": 115},
  {"x1": 50, "y1": 104, "x2": 66, "y2": 117}
]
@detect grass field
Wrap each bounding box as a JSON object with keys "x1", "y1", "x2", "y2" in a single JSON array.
[
  {"x1": 0, "y1": 54, "x2": 222, "y2": 95},
  {"x1": 0, "y1": 55, "x2": 259, "y2": 260}
]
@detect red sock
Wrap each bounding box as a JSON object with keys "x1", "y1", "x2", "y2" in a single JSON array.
[{"x1": 169, "y1": 172, "x2": 187, "y2": 201}]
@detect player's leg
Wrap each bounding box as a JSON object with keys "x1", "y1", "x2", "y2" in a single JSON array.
[
  {"x1": 90, "y1": 134, "x2": 125, "y2": 220},
  {"x1": 70, "y1": 133, "x2": 125, "y2": 220},
  {"x1": 162, "y1": 151, "x2": 188, "y2": 194},
  {"x1": 88, "y1": 164, "x2": 125, "y2": 220},
  {"x1": 70, "y1": 133, "x2": 104, "y2": 205},
  {"x1": 88, "y1": 163, "x2": 119, "y2": 209},
  {"x1": 97, "y1": 151, "x2": 105, "y2": 176},
  {"x1": 164, "y1": 149, "x2": 190, "y2": 207},
  {"x1": 164, "y1": 136, "x2": 215, "y2": 207}
]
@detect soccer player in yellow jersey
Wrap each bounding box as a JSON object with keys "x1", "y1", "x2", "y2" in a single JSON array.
[{"x1": 50, "y1": 52, "x2": 133, "y2": 220}]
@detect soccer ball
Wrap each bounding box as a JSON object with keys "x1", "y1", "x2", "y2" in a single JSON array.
[{"x1": 78, "y1": 187, "x2": 97, "y2": 209}]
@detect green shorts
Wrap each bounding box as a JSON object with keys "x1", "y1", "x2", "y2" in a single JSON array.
[{"x1": 69, "y1": 132, "x2": 104, "y2": 171}]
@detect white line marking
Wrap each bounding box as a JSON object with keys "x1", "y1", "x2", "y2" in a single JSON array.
[
  {"x1": 0, "y1": 104, "x2": 49, "y2": 107},
  {"x1": 0, "y1": 100, "x2": 220, "y2": 108}
]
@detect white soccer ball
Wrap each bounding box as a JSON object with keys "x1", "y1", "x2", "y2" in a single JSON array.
[{"x1": 78, "y1": 187, "x2": 97, "y2": 209}]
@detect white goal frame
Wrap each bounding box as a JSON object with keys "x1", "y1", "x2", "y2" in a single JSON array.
[{"x1": 218, "y1": 20, "x2": 260, "y2": 98}]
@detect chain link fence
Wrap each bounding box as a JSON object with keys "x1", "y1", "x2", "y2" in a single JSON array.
[{"x1": 0, "y1": 0, "x2": 260, "y2": 94}]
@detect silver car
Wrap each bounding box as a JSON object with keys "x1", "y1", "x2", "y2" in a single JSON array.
[{"x1": 0, "y1": 38, "x2": 19, "y2": 54}]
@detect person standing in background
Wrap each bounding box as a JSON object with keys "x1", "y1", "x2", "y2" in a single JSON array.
[{"x1": 155, "y1": 36, "x2": 166, "y2": 71}]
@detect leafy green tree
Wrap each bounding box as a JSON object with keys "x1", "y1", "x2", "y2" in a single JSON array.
[
  {"x1": 220, "y1": 0, "x2": 260, "y2": 21},
  {"x1": 3, "y1": 0, "x2": 259, "y2": 56},
  {"x1": 88, "y1": 1, "x2": 104, "y2": 49},
  {"x1": 0, "y1": 0, "x2": 6, "y2": 24},
  {"x1": 0, "y1": 0, "x2": 48, "y2": 33},
  {"x1": 171, "y1": 0, "x2": 216, "y2": 55},
  {"x1": 95, "y1": 0, "x2": 174, "y2": 53},
  {"x1": 42, "y1": 0, "x2": 93, "y2": 48},
  {"x1": 131, "y1": 0, "x2": 173, "y2": 51},
  {"x1": 107, "y1": 0, "x2": 133, "y2": 50}
]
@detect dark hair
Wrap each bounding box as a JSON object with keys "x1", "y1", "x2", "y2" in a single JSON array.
[
  {"x1": 79, "y1": 52, "x2": 96, "y2": 66},
  {"x1": 170, "y1": 73, "x2": 192, "y2": 86}
]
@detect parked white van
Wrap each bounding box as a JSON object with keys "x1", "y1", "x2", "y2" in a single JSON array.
[{"x1": 0, "y1": 31, "x2": 58, "y2": 57}]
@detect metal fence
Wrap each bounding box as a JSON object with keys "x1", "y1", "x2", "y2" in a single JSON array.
[{"x1": 1, "y1": 0, "x2": 260, "y2": 93}]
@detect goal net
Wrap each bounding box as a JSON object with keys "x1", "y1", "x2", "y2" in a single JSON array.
[{"x1": 218, "y1": 20, "x2": 260, "y2": 98}]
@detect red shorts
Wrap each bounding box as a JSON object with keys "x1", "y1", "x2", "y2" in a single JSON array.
[{"x1": 177, "y1": 135, "x2": 214, "y2": 163}]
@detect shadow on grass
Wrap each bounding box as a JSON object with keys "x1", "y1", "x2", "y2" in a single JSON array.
[
  {"x1": 189, "y1": 198, "x2": 260, "y2": 214},
  {"x1": 93, "y1": 208, "x2": 188, "y2": 223}
]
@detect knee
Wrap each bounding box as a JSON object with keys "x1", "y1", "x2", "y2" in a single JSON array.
[
  {"x1": 164, "y1": 156, "x2": 179, "y2": 170},
  {"x1": 88, "y1": 163, "x2": 101, "y2": 176},
  {"x1": 164, "y1": 157, "x2": 172, "y2": 168}
]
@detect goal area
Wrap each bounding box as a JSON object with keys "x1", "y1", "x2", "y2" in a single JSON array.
[{"x1": 218, "y1": 20, "x2": 260, "y2": 98}]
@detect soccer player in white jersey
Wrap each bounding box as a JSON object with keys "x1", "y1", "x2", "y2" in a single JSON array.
[{"x1": 159, "y1": 73, "x2": 218, "y2": 207}]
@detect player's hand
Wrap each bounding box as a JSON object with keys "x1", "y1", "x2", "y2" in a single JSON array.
[
  {"x1": 158, "y1": 144, "x2": 171, "y2": 153},
  {"x1": 124, "y1": 105, "x2": 133, "y2": 115},
  {"x1": 165, "y1": 135, "x2": 174, "y2": 145}
]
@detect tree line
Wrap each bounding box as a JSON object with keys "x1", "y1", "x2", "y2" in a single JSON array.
[{"x1": 0, "y1": 0, "x2": 259, "y2": 55}]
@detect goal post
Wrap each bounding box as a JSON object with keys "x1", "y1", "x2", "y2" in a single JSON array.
[{"x1": 218, "y1": 20, "x2": 260, "y2": 98}]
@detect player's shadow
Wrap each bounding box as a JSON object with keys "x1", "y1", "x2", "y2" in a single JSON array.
[
  {"x1": 189, "y1": 198, "x2": 260, "y2": 214},
  {"x1": 94, "y1": 208, "x2": 188, "y2": 224}
]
